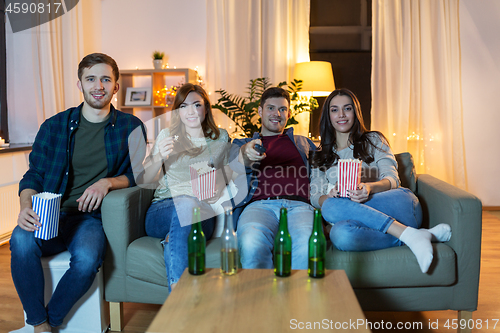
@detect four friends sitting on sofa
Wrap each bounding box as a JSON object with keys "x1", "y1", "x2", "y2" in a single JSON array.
[{"x1": 11, "y1": 53, "x2": 451, "y2": 333}]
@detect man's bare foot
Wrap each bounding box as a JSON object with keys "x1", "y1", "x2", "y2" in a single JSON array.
[{"x1": 34, "y1": 321, "x2": 52, "y2": 333}]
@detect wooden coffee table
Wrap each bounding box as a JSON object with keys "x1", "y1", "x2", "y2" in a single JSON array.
[{"x1": 147, "y1": 268, "x2": 371, "y2": 332}]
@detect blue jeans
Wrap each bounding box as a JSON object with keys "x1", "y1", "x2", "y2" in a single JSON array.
[
  {"x1": 10, "y1": 212, "x2": 106, "y2": 327},
  {"x1": 237, "y1": 199, "x2": 314, "y2": 270},
  {"x1": 145, "y1": 196, "x2": 215, "y2": 291},
  {"x1": 322, "y1": 188, "x2": 422, "y2": 251}
]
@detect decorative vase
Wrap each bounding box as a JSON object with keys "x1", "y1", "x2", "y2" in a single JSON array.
[{"x1": 153, "y1": 59, "x2": 163, "y2": 70}]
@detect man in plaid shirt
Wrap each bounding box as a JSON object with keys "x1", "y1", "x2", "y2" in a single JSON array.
[{"x1": 10, "y1": 53, "x2": 146, "y2": 333}]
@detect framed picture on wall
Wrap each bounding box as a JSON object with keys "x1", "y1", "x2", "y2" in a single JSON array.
[{"x1": 125, "y1": 87, "x2": 152, "y2": 106}]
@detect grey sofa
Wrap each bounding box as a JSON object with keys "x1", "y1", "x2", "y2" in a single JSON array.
[{"x1": 101, "y1": 153, "x2": 482, "y2": 332}]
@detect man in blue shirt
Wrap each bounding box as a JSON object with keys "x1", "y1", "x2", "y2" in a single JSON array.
[
  {"x1": 229, "y1": 87, "x2": 316, "y2": 271},
  {"x1": 10, "y1": 53, "x2": 145, "y2": 333}
]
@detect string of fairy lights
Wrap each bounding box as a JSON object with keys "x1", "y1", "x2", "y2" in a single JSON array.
[{"x1": 152, "y1": 65, "x2": 205, "y2": 107}]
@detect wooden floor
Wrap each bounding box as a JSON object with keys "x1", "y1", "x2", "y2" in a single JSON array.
[{"x1": 0, "y1": 212, "x2": 499, "y2": 333}]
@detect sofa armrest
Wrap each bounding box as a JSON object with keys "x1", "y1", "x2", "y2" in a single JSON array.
[
  {"x1": 101, "y1": 186, "x2": 155, "y2": 301},
  {"x1": 417, "y1": 174, "x2": 482, "y2": 310}
]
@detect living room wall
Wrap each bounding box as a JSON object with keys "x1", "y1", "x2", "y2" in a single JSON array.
[
  {"x1": 101, "y1": 0, "x2": 207, "y2": 81},
  {"x1": 460, "y1": 0, "x2": 500, "y2": 206}
]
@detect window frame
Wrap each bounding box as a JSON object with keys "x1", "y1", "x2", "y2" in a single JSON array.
[{"x1": 0, "y1": 0, "x2": 8, "y2": 142}]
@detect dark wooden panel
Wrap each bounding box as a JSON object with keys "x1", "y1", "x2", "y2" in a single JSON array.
[
  {"x1": 310, "y1": 33, "x2": 363, "y2": 52},
  {"x1": 310, "y1": 0, "x2": 362, "y2": 26}
]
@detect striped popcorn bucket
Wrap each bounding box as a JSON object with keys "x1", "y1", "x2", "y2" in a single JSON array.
[
  {"x1": 190, "y1": 164, "x2": 217, "y2": 201},
  {"x1": 32, "y1": 192, "x2": 62, "y2": 240},
  {"x1": 338, "y1": 159, "x2": 362, "y2": 198}
]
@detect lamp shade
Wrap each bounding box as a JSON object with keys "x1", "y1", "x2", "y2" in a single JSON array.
[{"x1": 293, "y1": 61, "x2": 335, "y2": 97}]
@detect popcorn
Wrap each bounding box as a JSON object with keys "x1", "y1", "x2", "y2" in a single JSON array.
[
  {"x1": 190, "y1": 161, "x2": 217, "y2": 200},
  {"x1": 173, "y1": 135, "x2": 179, "y2": 141},
  {"x1": 337, "y1": 159, "x2": 362, "y2": 198},
  {"x1": 32, "y1": 192, "x2": 62, "y2": 240}
]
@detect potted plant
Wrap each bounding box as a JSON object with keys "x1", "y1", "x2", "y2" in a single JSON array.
[
  {"x1": 152, "y1": 51, "x2": 165, "y2": 70},
  {"x1": 212, "y1": 77, "x2": 318, "y2": 138}
]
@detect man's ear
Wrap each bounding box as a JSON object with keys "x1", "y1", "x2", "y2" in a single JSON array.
[
  {"x1": 77, "y1": 80, "x2": 83, "y2": 93},
  {"x1": 113, "y1": 82, "x2": 119, "y2": 94},
  {"x1": 258, "y1": 106, "x2": 263, "y2": 117}
]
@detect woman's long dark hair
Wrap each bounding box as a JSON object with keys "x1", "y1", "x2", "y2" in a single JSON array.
[{"x1": 311, "y1": 88, "x2": 389, "y2": 170}]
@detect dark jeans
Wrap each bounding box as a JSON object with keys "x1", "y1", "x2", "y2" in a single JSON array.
[{"x1": 10, "y1": 211, "x2": 106, "y2": 327}]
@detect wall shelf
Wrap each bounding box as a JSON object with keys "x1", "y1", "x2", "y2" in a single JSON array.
[
  {"x1": 116, "y1": 68, "x2": 197, "y2": 140},
  {"x1": 116, "y1": 68, "x2": 197, "y2": 117}
]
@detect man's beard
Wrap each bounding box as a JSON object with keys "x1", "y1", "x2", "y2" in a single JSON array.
[{"x1": 82, "y1": 88, "x2": 113, "y2": 109}]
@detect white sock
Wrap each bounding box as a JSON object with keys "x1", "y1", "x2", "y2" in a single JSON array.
[
  {"x1": 399, "y1": 227, "x2": 433, "y2": 273},
  {"x1": 423, "y1": 223, "x2": 452, "y2": 242}
]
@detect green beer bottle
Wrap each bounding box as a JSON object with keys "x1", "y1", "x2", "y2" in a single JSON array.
[
  {"x1": 274, "y1": 207, "x2": 292, "y2": 277},
  {"x1": 220, "y1": 207, "x2": 239, "y2": 275},
  {"x1": 188, "y1": 207, "x2": 206, "y2": 275},
  {"x1": 308, "y1": 208, "x2": 326, "y2": 278}
]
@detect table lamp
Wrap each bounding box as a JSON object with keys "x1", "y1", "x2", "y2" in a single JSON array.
[
  {"x1": 293, "y1": 61, "x2": 335, "y2": 97},
  {"x1": 293, "y1": 61, "x2": 335, "y2": 138}
]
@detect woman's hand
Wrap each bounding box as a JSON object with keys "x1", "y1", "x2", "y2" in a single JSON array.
[
  {"x1": 319, "y1": 182, "x2": 338, "y2": 207},
  {"x1": 327, "y1": 182, "x2": 339, "y2": 198},
  {"x1": 348, "y1": 183, "x2": 371, "y2": 203},
  {"x1": 157, "y1": 136, "x2": 175, "y2": 160}
]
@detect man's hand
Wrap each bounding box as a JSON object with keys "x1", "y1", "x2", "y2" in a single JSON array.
[
  {"x1": 17, "y1": 189, "x2": 40, "y2": 232},
  {"x1": 76, "y1": 178, "x2": 112, "y2": 212},
  {"x1": 17, "y1": 207, "x2": 40, "y2": 232},
  {"x1": 348, "y1": 183, "x2": 371, "y2": 203},
  {"x1": 239, "y1": 139, "x2": 266, "y2": 167}
]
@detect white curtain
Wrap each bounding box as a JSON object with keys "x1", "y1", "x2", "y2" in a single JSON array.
[
  {"x1": 7, "y1": 3, "x2": 84, "y2": 143},
  {"x1": 206, "y1": 0, "x2": 310, "y2": 136},
  {"x1": 371, "y1": 0, "x2": 466, "y2": 189}
]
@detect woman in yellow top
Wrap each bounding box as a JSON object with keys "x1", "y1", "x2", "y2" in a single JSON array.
[{"x1": 142, "y1": 83, "x2": 230, "y2": 290}]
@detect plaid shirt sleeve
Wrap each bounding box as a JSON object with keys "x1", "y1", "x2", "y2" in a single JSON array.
[
  {"x1": 19, "y1": 122, "x2": 50, "y2": 194},
  {"x1": 105, "y1": 111, "x2": 147, "y2": 188},
  {"x1": 19, "y1": 113, "x2": 71, "y2": 195}
]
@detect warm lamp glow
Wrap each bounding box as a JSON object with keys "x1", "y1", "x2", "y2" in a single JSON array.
[{"x1": 293, "y1": 61, "x2": 335, "y2": 97}]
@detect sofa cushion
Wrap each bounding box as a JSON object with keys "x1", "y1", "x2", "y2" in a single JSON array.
[
  {"x1": 127, "y1": 236, "x2": 222, "y2": 286},
  {"x1": 324, "y1": 243, "x2": 456, "y2": 288},
  {"x1": 127, "y1": 237, "x2": 168, "y2": 287},
  {"x1": 395, "y1": 152, "x2": 417, "y2": 193}
]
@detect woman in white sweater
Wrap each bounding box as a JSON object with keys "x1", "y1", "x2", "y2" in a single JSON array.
[
  {"x1": 310, "y1": 88, "x2": 450, "y2": 273},
  {"x1": 142, "y1": 83, "x2": 230, "y2": 290}
]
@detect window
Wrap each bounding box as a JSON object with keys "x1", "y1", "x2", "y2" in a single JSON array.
[
  {"x1": 0, "y1": 0, "x2": 7, "y2": 141},
  {"x1": 309, "y1": 0, "x2": 372, "y2": 135}
]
